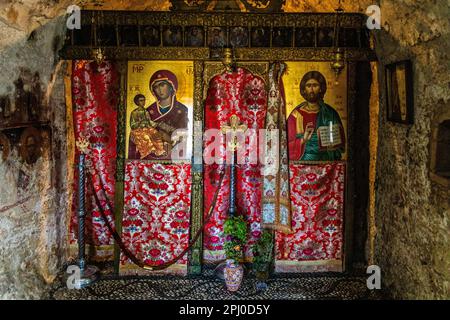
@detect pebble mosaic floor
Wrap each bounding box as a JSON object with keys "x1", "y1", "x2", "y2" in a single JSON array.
[{"x1": 50, "y1": 262, "x2": 385, "y2": 300}]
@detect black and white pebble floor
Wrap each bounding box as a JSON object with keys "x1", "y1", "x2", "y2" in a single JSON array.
[{"x1": 50, "y1": 262, "x2": 385, "y2": 300}]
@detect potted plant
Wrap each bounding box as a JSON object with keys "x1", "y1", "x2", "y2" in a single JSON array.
[
  {"x1": 223, "y1": 215, "x2": 248, "y2": 292},
  {"x1": 252, "y1": 229, "x2": 274, "y2": 285}
]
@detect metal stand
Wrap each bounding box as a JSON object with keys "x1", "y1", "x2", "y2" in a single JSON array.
[
  {"x1": 229, "y1": 150, "x2": 237, "y2": 217},
  {"x1": 216, "y1": 115, "x2": 248, "y2": 281},
  {"x1": 68, "y1": 153, "x2": 99, "y2": 289},
  {"x1": 215, "y1": 151, "x2": 237, "y2": 281}
]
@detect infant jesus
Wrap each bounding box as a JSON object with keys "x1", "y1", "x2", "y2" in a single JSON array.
[{"x1": 129, "y1": 94, "x2": 168, "y2": 158}]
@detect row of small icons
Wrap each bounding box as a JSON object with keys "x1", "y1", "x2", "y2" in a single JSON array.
[{"x1": 65, "y1": 5, "x2": 382, "y2": 31}]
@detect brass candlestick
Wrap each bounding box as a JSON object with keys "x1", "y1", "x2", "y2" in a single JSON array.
[{"x1": 222, "y1": 47, "x2": 234, "y2": 73}]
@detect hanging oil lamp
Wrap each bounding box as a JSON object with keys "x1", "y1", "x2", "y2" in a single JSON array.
[
  {"x1": 92, "y1": 47, "x2": 105, "y2": 65},
  {"x1": 330, "y1": 1, "x2": 345, "y2": 84},
  {"x1": 330, "y1": 47, "x2": 345, "y2": 83},
  {"x1": 90, "y1": 11, "x2": 106, "y2": 65},
  {"x1": 222, "y1": 47, "x2": 234, "y2": 73}
]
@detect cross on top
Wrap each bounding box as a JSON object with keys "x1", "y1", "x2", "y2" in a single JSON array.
[{"x1": 220, "y1": 114, "x2": 247, "y2": 151}]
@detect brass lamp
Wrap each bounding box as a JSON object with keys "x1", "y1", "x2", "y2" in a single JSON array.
[
  {"x1": 91, "y1": 11, "x2": 106, "y2": 65},
  {"x1": 330, "y1": 2, "x2": 345, "y2": 84},
  {"x1": 330, "y1": 47, "x2": 345, "y2": 82},
  {"x1": 222, "y1": 47, "x2": 234, "y2": 73},
  {"x1": 92, "y1": 47, "x2": 106, "y2": 65}
]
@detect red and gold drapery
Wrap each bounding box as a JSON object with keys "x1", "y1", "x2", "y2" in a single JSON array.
[
  {"x1": 275, "y1": 162, "x2": 345, "y2": 272},
  {"x1": 203, "y1": 67, "x2": 267, "y2": 262},
  {"x1": 119, "y1": 162, "x2": 192, "y2": 275},
  {"x1": 261, "y1": 62, "x2": 292, "y2": 233},
  {"x1": 69, "y1": 60, "x2": 118, "y2": 260}
]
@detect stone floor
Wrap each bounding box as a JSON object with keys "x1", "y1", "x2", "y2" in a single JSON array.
[{"x1": 49, "y1": 262, "x2": 386, "y2": 300}]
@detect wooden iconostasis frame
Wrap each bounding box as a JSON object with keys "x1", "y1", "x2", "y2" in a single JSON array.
[{"x1": 61, "y1": 10, "x2": 376, "y2": 275}]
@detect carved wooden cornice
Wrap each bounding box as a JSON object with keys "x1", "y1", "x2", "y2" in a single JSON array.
[
  {"x1": 76, "y1": 11, "x2": 366, "y2": 27},
  {"x1": 61, "y1": 10, "x2": 376, "y2": 61}
]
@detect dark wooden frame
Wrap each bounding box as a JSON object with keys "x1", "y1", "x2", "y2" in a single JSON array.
[
  {"x1": 60, "y1": 11, "x2": 375, "y2": 61},
  {"x1": 385, "y1": 60, "x2": 414, "y2": 125}
]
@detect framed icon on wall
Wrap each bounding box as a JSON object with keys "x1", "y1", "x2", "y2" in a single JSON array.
[{"x1": 385, "y1": 60, "x2": 414, "y2": 124}]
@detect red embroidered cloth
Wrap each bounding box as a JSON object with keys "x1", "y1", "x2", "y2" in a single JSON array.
[
  {"x1": 203, "y1": 67, "x2": 267, "y2": 261},
  {"x1": 70, "y1": 60, "x2": 118, "y2": 260},
  {"x1": 275, "y1": 162, "x2": 345, "y2": 272},
  {"x1": 119, "y1": 162, "x2": 192, "y2": 275}
]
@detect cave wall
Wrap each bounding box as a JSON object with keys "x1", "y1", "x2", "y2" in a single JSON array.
[
  {"x1": 372, "y1": 0, "x2": 450, "y2": 299},
  {"x1": 0, "y1": 4, "x2": 69, "y2": 298}
]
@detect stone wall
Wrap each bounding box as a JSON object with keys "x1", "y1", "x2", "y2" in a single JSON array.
[
  {"x1": 0, "y1": 3, "x2": 69, "y2": 298},
  {"x1": 372, "y1": 0, "x2": 450, "y2": 299}
]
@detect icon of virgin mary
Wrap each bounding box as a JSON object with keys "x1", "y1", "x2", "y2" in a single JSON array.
[{"x1": 128, "y1": 69, "x2": 188, "y2": 160}]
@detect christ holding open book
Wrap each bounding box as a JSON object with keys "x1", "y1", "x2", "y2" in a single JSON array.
[{"x1": 287, "y1": 70, "x2": 345, "y2": 161}]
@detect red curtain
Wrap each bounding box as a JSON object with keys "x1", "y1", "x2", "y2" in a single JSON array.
[
  {"x1": 70, "y1": 60, "x2": 118, "y2": 260},
  {"x1": 203, "y1": 67, "x2": 267, "y2": 262},
  {"x1": 119, "y1": 162, "x2": 192, "y2": 275},
  {"x1": 275, "y1": 162, "x2": 345, "y2": 272}
]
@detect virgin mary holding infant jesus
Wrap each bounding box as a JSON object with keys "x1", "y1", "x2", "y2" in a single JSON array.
[{"x1": 128, "y1": 70, "x2": 189, "y2": 161}]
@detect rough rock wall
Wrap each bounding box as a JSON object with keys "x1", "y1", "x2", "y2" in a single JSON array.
[
  {"x1": 0, "y1": 0, "x2": 169, "y2": 300},
  {"x1": 0, "y1": 3, "x2": 68, "y2": 298},
  {"x1": 373, "y1": 0, "x2": 450, "y2": 299}
]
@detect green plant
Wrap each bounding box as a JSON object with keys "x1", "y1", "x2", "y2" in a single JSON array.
[
  {"x1": 252, "y1": 229, "x2": 274, "y2": 273},
  {"x1": 223, "y1": 215, "x2": 248, "y2": 264}
]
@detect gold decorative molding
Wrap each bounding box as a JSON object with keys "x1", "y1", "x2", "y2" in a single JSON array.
[
  {"x1": 234, "y1": 48, "x2": 375, "y2": 61},
  {"x1": 78, "y1": 11, "x2": 366, "y2": 28},
  {"x1": 193, "y1": 61, "x2": 205, "y2": 122},
  {"x1": 61, "y1": 47, "x2": 375, "y2": 61},
  {"x1": 61, "y1": 47, "x2": 211, "y2": 61},
  {"x1": 61, "y1": 10, "x2": 374, "y2": 62},
  {"x1": 188, "y1": 60, "x2": 204, "y2": 274},
  {"x1": 115, "y1": 60, "x2": 128, "y2": 183}
]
